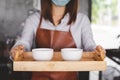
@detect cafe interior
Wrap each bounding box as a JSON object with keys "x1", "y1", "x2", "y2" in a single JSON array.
[{"x1": 0, "y1": 0, "x2": 120, "y2": 80}]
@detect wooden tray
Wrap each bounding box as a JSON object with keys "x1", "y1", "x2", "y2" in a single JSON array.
[{"x1": 13, "y1": 52, "x2": 106, "y2": 71}]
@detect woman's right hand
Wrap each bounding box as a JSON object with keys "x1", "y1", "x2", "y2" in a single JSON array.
[{"x1": 10, "y1": 45, "x2": 25, "y2": 61}]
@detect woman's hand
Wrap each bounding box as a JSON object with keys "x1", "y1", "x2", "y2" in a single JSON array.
[
  {"x1": 93, "y1": 45, "x2": 106, "y2": 61},
  {"x1": 10, "y1": 45, "x2": 25, "y2": 61}
]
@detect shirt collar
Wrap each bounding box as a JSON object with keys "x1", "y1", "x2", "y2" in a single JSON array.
[
  {"x1": 42, "y1": 13, "x2": 70, "y2": 27},
  {"x1": 61, "y1": 13, "x2": 70, "y2": 24}
]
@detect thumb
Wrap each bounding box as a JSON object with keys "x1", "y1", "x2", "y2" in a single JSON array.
[{"x1": 96, "y1": 45, "x2": 102, "y2": 52}]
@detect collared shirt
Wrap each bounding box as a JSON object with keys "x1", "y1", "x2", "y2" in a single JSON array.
[{"x1": 14, "y1": 12, "x2": 96, "y2": 51}]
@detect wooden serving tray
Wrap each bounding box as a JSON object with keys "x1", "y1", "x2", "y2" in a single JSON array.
[{"x1": 13, "y1": 52, "x2": 106, "y2": 71}]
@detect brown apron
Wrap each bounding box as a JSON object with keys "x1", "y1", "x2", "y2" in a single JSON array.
[{"x1": 32, "y1": 21, "x2": 78, "y2": 80}]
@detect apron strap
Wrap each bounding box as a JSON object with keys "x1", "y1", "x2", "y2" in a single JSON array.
[
  {"x1": 38, "y1": 14, "x2": 43, "y2": 28},
  {"x1": 68, "y1": 24, "x2": 72, "y2": 32}
]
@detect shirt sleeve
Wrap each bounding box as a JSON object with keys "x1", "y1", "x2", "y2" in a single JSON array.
[
  {"x1": 81, "y1": 15, "x2": 96, "y2": 51},
  {"x1": 13, "y1": 13, "x2": 39, "y2": 51}
]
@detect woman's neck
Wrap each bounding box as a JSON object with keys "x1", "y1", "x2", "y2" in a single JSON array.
[
  {"x1": 52, "y1": 4, "x2": 66, "y2": 26},
  {"x1": 52, "y1": 4, "x2": 66, "y2": 16}
]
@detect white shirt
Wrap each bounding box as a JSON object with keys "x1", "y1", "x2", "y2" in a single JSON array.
[{"x1": 14, "y1": 12, "x2": 96, "y2": 51}]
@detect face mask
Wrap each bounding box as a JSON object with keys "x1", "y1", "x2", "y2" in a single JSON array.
[{"x1": 52, "y1": 0, "x2": 70, "y2": 7}]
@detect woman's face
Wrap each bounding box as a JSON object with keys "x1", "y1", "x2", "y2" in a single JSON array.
[{"x1": 51, "y1": 0, "x2": 70, "y2": 7}]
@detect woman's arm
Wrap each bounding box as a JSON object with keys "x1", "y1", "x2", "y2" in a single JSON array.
[
  {"x1": 10, "y1": 13, "x2": 39, "y2": 60},
  {"x1": 81, "y1": 15, "x2": 106, "y2": 60},
  {"x1": 81, "y1": 15, "x2": 96, "y2": 51},
  {"x1": 13, "y1": 13, "x2": 39, "y2": 51}
]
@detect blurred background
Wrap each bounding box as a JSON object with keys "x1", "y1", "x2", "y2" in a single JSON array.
[{"x1": 0, "y1": 0, "x2": 120, "y2": 80}]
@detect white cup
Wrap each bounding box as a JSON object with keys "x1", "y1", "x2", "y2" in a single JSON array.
[
  {"x1": 61, "y1": 48, "x2": 83, "y2": 61},
  {"x1": 32, "y1": 48, "x2": 54, "y2": 61}
]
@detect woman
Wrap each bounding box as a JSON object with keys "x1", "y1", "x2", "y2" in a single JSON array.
[{"x1": 11, "y1": 0, "x2": 106, "y2": 80}]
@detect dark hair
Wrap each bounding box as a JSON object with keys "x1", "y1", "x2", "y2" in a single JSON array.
[{"x1": 41, "y1": 0, "x2": 78, "y2": 25}]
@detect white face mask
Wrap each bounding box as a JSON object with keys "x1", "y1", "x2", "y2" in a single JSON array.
[{"x1": 52, "y1": 0, "x2": 70, "y2": 7}]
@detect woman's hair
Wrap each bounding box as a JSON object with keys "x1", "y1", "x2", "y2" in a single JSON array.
[{"x1": 41, "y1": 0, "x2": 78, "y2": 25}]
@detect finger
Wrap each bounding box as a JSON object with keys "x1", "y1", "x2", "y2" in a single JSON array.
[
  {"x1": 99, "y1": 47, "x2": 105, "y2": 52},
  {"x1": 14, "y1": 50, "x2": 24, "y2": 61},
  {"x1": 98, "y1": 46, "x2": 106, "y2": 54},
  {"x1": 19, "y1": 49, "x2": 24, "y2": 55},
  {"x1": 11, "y1": 49, "x2": 23, "y2": 60},
  {"x1": 93, "y1": 51, "x2": 102, "y2": 61},
  {"x1": 10, "y1": 49, "x2": 15, "y2": 58},
  {"x1": 11, "y1": 52, "x2": 14, "y2": 59},
  {"x1": 12, "y1": 51, "x2": 17, "y2": 60},
  {"x1": 96, "y1": 45, "x2": 102, "y2": 52},
  {"x1": 96, "y1": 46, "x2": 106, "y2": 56},
  {"x1": 18, "y1": 45, "x2": 24, "y2": 50},
  {"x1": 94, "y1": 50, "x2": 101, "y2": 57},
  {"x1": 13, "y1": 45, "x2": 24, "y2": 51}
]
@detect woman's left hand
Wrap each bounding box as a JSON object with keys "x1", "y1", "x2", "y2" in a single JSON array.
[{"x1": 93, "y1": 45, "x2": 106, "y2": 61}]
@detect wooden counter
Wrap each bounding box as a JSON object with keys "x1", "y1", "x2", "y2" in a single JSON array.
[{"x1": 13, "y1": 52, "x2": 106, "y2": 71}]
